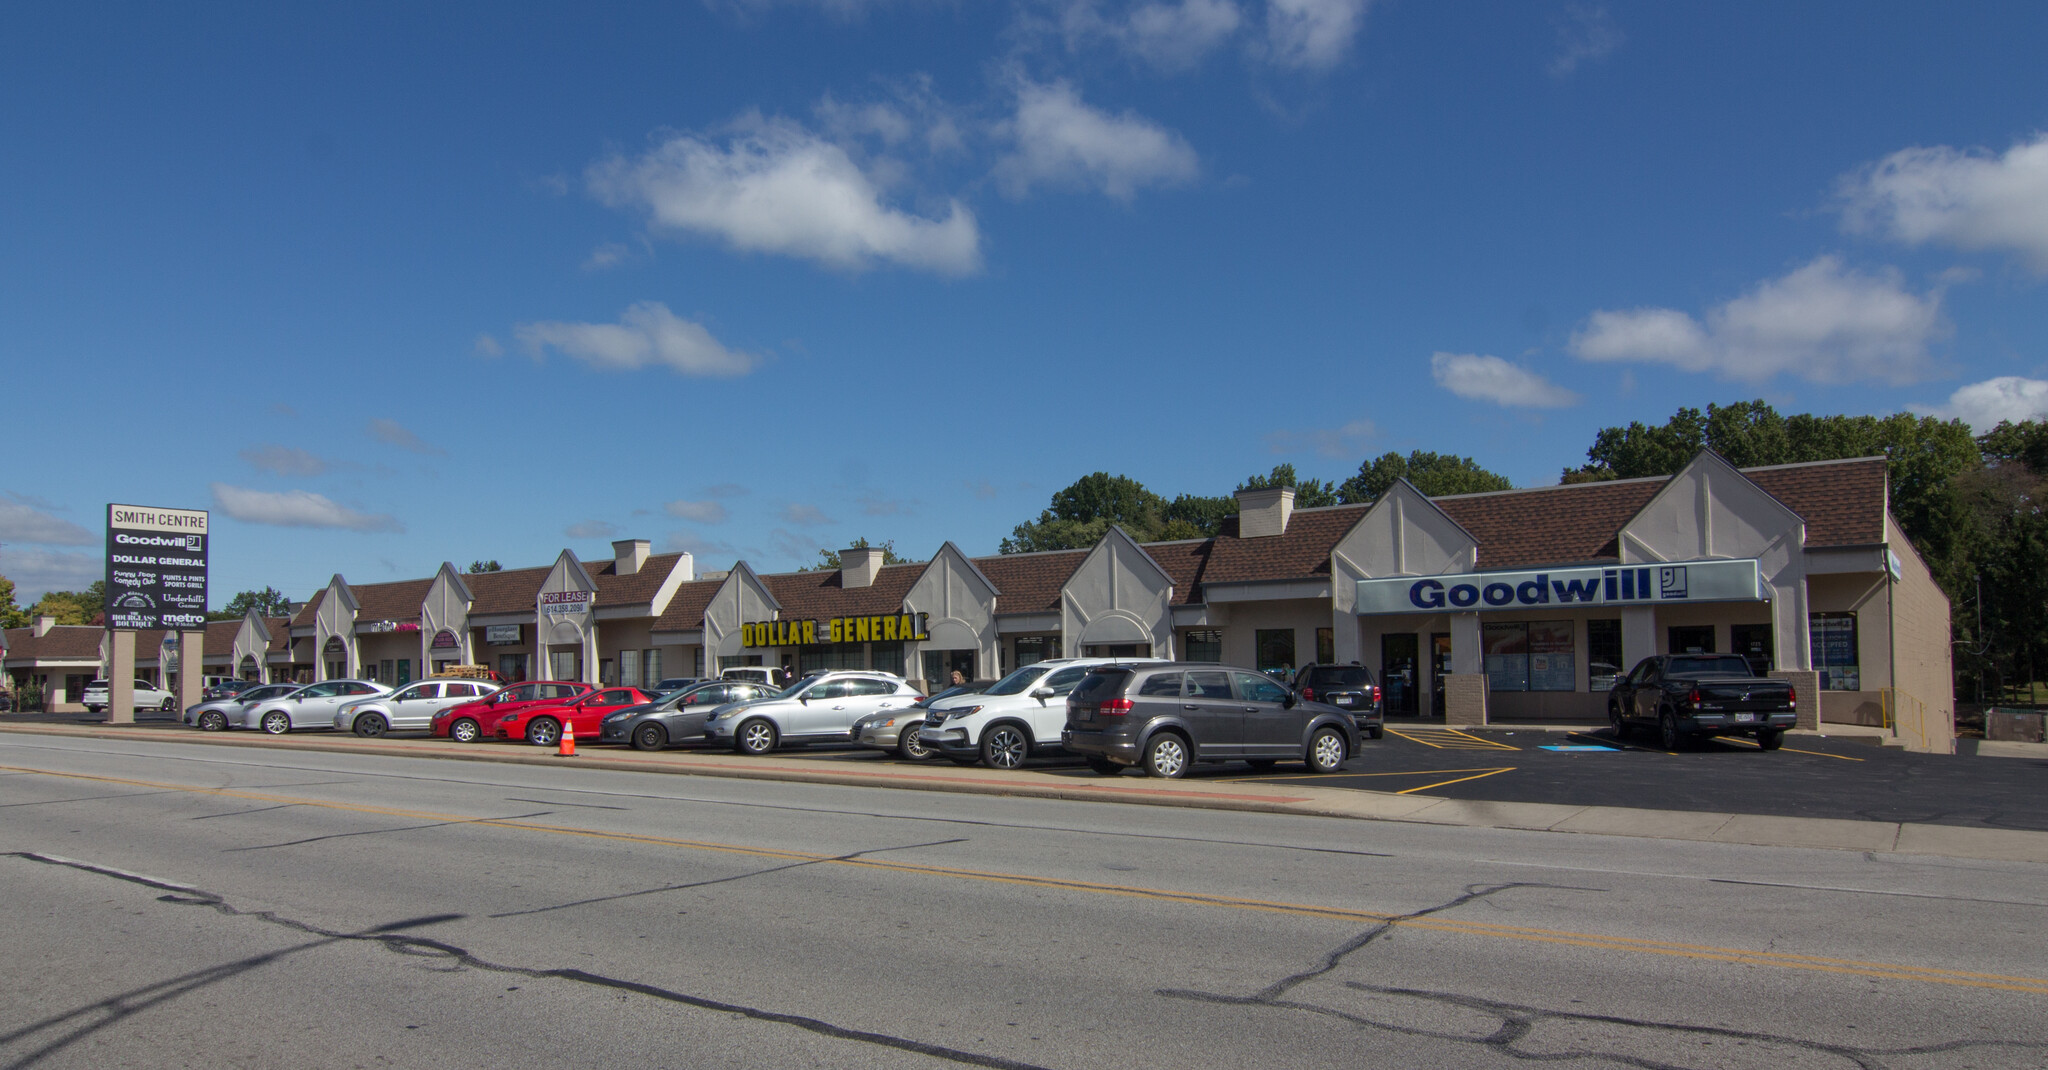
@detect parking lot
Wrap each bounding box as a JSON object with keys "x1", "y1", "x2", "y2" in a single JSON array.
[{"x1": 780, "y1": 721, "x2": 2047, "y2": 832}]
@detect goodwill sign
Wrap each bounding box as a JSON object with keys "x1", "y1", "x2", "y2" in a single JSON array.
[{"x1": 1355, "y1": 559, "x2": 1763, "y2": 615}]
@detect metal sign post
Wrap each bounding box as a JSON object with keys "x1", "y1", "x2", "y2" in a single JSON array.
[{"x1": 104, "y1": 504, "x2": 209, "y2": 723}]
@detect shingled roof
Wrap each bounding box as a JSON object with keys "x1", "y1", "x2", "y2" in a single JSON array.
[
  {"x1": 975, "y1": 550, "x2": 1086, "y2": 614},
  {"x1": 2, "y1": 625, "x2": 104, "y2": 661},
  {"x1": 763, "y1": 564, "x2": 924, "y2": 620}
]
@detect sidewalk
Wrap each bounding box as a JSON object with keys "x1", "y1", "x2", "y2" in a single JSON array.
[{"x1": 4, "y1": 721, "x2": 2044, "y2": 864}]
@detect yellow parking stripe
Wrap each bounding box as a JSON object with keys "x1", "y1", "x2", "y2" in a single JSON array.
[
  {"x1": 1384, "y1": 727, "x2": 1520, "y2": 751},
  {"x1": 1392, "y1": 767, "x2": 1516, "y2": 794},
  {"x1": 5, "y1": 763, "x2": 2045, "y2": 996}
]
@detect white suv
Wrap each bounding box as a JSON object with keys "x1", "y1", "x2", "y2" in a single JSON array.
[
  {"x1": 80, "y1": 679, "x2": 176, "y2": 715},
  {"x1": 704, "y1": 671, "x2": 918, "y2": 755},
  {"x1": 918, "y1": 658, "x2": 1134, "y2": 769}
]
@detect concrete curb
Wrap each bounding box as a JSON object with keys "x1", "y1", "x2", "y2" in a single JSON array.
[{"x1": 4, "y1": 722, "x2": 2045, "y2": 864}]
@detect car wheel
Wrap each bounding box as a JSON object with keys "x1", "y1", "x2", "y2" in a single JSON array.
[
  {"x1": 981, "y1": 724, "x2": 1029, "y2": 770},
  {"x1": 1085, "y1": 755, "x2": 1120, "y2": 776},
  {"x1": 85, "y1": 706, "x2": 101, "y2": 714},
  {"x1": 160, "y1": 697, "x2": 176, "y2": 712},
  {"x1": 526, "y1": 718, "x2": 561, "y2": 747},
  {"x1": 735, "y1": 719, "x2": 778, "y2": 755},
  {"x1": 450, "y1": 718, "x2": 481, "y2": 744},
  {"x1": 1756, "y1": 729, "x2": 1785, "y2": 751},
  {"x1": 1609, "y1": 702, "x2": 1630, "y2": 741},
  {"x1": 1142, "y1": 733, "x2": 1190, "y2": 779},
  {"x1": 354, "y1": 713, "x2": 388, "y2": 738},
  {"x1": 1307, "y1": 727, "x2": 1348, "y2": 773},
  {"x1": 260, "y1": 710, "x2": 291, "y2": 735},
  {"x1": 1659, "y1": 709, "x2": 1687, "y2": 751},
  {"x1": 1367, "y1": 725, "x2": 1384, "y2": 740},
  {"x1": 198, "y1": 710, "x2": 228, "y2": 732},
  {"x1": 897, "y1": 725, "x2": 933, "y2": 761},
  {"x1": 632, "y1": 723, "x2": 666, "y2": 752}
]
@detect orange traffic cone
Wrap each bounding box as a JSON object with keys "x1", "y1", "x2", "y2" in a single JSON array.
[{"x1": 557, "y1": 719, "x2": 578, "y2": 757}]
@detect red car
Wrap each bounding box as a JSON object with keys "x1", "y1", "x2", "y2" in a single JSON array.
[
  {"x1": 494, "y1": 686, "x2": 659, "y2": 746},
  {"x1": 433, "y1": 681, "x2": 593, "y2": 743}
]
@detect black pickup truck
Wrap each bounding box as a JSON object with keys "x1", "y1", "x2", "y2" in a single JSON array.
[{"x1": 1609, "y1": 654, "x2": 1798, "y2": 750}]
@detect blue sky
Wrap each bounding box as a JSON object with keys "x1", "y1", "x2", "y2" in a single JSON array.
[{"x1": 4, "y1": 1, "x2": 2046, "y2": 605}]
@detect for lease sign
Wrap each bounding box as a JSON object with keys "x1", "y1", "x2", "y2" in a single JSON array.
[{"x1": 105, "y1": 503, "x2": 210, "y2": 630}]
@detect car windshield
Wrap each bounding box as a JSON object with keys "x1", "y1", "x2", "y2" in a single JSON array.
[
  {"x1": 245, "y1": 685, "x2": 293, "y2": 701},
  {"x1": 1668, "y1": 655, "x2": 1755, "y2": 676},
  {"x1": 982, "y1": 666, "x2": 1048, "y2": 696}
]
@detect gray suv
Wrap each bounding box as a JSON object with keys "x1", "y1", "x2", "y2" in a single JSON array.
[
  {"x1": 1061, "y1": 663, "x2": 1359, "y2": 778},
  {"x1": 703, "y1": 671, "x2": 920, "y2": 755}
]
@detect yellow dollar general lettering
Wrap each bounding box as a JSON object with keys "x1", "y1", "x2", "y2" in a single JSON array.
[
  {"x1": 802, "y1": 619, "x2": 817, "y2": 645},
  {"x1": 741, "y1": 623, "x2": 756, "y2": 647},
  {"x1": 882, "y1": 615, "x2": 898, "y2": 641}
]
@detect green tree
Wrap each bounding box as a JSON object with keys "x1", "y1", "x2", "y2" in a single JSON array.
[
  {"x1": 0, "y1": 574, "x2": 25, "y2": 630},
  {"x1": 468, "y1": 560, "x2": 502, "y2": 573},
  {"x1": 210, "y1": 586, "x2": 293, "y2": 621},
  {"x1": 1001, "y1": 473, "x2": 1170, "y2": 552},
  {"x1": 1237, "y1": 464, "x2": 1340, "y2": 507},
  {"x1": 1339, "y1": 451, "x2": 1512, "y2": 505},
  {"x1": 1159, "y1": 493, "x2": 1237, "y2": 541},
  {"x1": 802, "y1": 537, "x2": 913, "y2": 571},
  {"x1": 29, "y1": 581, "x2": 105, "y2": 626}
]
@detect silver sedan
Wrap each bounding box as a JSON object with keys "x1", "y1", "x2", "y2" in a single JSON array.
[{"x1": 183, "y1": 683, "x2": 299, "y2": 731}]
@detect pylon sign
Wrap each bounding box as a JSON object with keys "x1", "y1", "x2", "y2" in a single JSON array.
[{"x1": 105, "y1": 504, "x2": 210, "y2": 630}]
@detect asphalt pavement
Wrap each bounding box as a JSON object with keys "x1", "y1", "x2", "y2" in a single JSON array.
[{"x1": 2, "y1": 734, "x2": 2045, "y2": 1069}]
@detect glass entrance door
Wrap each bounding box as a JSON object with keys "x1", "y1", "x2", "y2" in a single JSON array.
[
  {"x1": 1381, "y1": 633, "x2": 1419, "y2": 716},
  {"x1": 1668, "y1": 626, "x2": 1715, "y2": 655},
  {"x1": 922, "y1": 650, "x2": 975, "y2": 691},
  {"x1": 1730, "y1": 624, "x2": 1772, "y2": 676},
  {"x1": 1430, "y1": 633, "x2": 1452, "y2": 716}
]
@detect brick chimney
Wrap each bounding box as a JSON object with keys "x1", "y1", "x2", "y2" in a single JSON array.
[
  {"x1": 612, "y1": 538, "x2": 651, "y2": 576},
  {"x1": 1233, "y1": 486, "x2": 1296, "y2": 538},
  {"x1": 841, "y1": 546, "x2": 885, "y2": 588},
  {"x1": 32, "y1": 614, "x2": 56, "y2": 637}
]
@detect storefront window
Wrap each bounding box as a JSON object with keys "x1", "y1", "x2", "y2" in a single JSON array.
[
  {"x1": 1528, "y1": 622, "x2": 1573, "y2": 691},
  {"x1": 870, "y1": 641, "x2": 903, "y2": 674},
  {"x1": 498, "y1": 653, "x2": 528, "y2": 682},
  {"x1": 620, "y1": 650, "x2": 639, "y2": 689},
  {"x1": 1255, "y1": 629, "x2": 1295, "y2": 675},
  {"x1": 1014, "y1": 636, "x2": 1062, "y2": 666},
  {"x1": 1587, "y1": 619, "x2": 1622, "y2": 691},
  {"x1": 1810, "y1": 613, "x2": 1860, "y2": 690},
  {"x1": 693, "y1": 648, "x2": 705, "y2": 677},
  {"x1": 642, "y1": 649, "x2": 661, "y2": 688},
  {"x1": 1182, "y1": 630, "x2": 1221, "y2": 663},
  {"x1": 1316, "y1": 628, "x2": 1334, "y2": 665},
  {"x1": 1483, "y1": 623, "x2": 1528, "y2": 691},
  {"x1": 801, "y1": 645, "x2": 866, "y2": 673}
]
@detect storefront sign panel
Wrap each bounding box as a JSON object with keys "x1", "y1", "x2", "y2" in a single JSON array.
[
  {"x1": 1356, "y1": 559, "x2": 1762, "y2": 615},
  {"x1": 740, "y1": 613, "x2": 931, "y2": 649},
  {"x1": 431, "y1": 629, "x2": 460, "y2": 650},
  {"x1": 104, "y1": 503, "x2": 209, "y2": 630},
  {"x1": 484, "y1": 625, "x2": 523, "y2": 645},
  {"x1": 541, "y1": 591, "x2": 592, "y2": 617}
]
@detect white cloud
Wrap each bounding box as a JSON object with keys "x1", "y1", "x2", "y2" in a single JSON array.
[
  {"x1": 473, "y1": 333, "x2": 504, "y2": 357},
  {"x1": 0, "y1": 547, "x2": 102, "y2": 603},
  {"x1": 588, "y1": 116, "x2": 981, "y2": 275},
  {"x1": 1549, "y1": 4, "x2": 1622, "y2": 77},
  {"x1": 367, "y1": 418, "x2": 446, "y2": 456},
  {"x1": 0, "y1": 497, "x2": 95, "y2": 546},
  {"x1": 239, "y1": 444, "x2": 330, "y2": 478},
  {"x1": 664, "y1": 499, "x2": 731, "y2": 524},
  {"x1": 1265, "y1": 418, "x2": 1376, "y2": 458},
  {"x1": 996, "y1": 80, "x2": 1198, "y2": 200},
  {"x1": 815, "y1": 79, "x2": 965, "y2": 156},
  {"x1": 517, "y1": 302, "x2": 760, "y2": 378},
  {"x1": 1430, "y1": 352, "x2": 1581, "y2": 408},
  {"x1": 583, "y1": 242, "x2": 632, "y2": 270},
  {"x1": 1837, "y1": 131, "x2": 2048, "y2": 271},
  {"x1": 780, "y1": 503, "x2": 833, "y2": 526},
  {"x1": 1569, "y1": 256, "x2": 1948, "y2": 385},
  {"x1": 1914, "y1": 377, "x2": 2048, "y2": 432},
  {"x1": 1263, "y1": 0, "x2": 1368, "y2": 70},
  {"x1": 662, "y1": 531, "x2": 739, "y2": 558},
  {"x1": 1062, "y1": 0, "x2": 1243, "y2": 72},
  {"x1": 565, "y1": 520, "x2": 621, "y2": 539},
  {"x1": 211, "y1": 484, "x2": 403, "y2": 533},
  {"x1": 857, "y1": 493, "x2": 912, "y2": 516}
]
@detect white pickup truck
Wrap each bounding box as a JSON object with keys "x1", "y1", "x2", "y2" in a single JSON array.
[{"x1": 80, "y1": 679, "x2": 177, "y2": 714}]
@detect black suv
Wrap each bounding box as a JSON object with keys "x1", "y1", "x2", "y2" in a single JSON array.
[
  {"x1": 1290, "y1": 663, "x2": 1384, "y2": 740},
  {"x1": 1061, "y1": 662, "x2": 1359, "y2": 778}
]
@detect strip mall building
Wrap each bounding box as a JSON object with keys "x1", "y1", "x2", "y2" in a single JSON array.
[{"x1": 5, "y1": 452, "x2": 1953, "y2": 751}]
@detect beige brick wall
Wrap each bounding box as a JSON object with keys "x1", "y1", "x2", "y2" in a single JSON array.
[{"x1": 1885, "y1": 514, "x2": 1955, "y2": 753}]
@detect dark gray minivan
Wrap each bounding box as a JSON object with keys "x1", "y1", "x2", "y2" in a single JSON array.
[{"x1": 1060, "y1": 663, "x2": 1359, "y2": 778}]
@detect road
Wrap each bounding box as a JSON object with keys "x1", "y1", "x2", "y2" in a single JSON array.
[{"x1": 1, "y1": 733, "x2": 2043, "y2": 1069}]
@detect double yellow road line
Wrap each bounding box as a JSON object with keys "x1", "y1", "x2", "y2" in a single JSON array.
[{"x1": 7, "y1": 763, "x2": 2043, "y2": 996}]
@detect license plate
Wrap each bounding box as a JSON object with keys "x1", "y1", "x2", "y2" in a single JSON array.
[{"x1": 1734, "y1": 712, "x2": 1756, "y2": 723}]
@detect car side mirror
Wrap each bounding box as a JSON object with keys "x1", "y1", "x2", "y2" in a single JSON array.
[
  {"x1": 798, "y1": 695, "x2": 810, "y2": 704},
  {"x1": 1282, "y1": 693, "x2": 1297, "y2": 708},
  {"x1": 1031, "y1": 687, "x2": 1055, "y2": 703}
]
